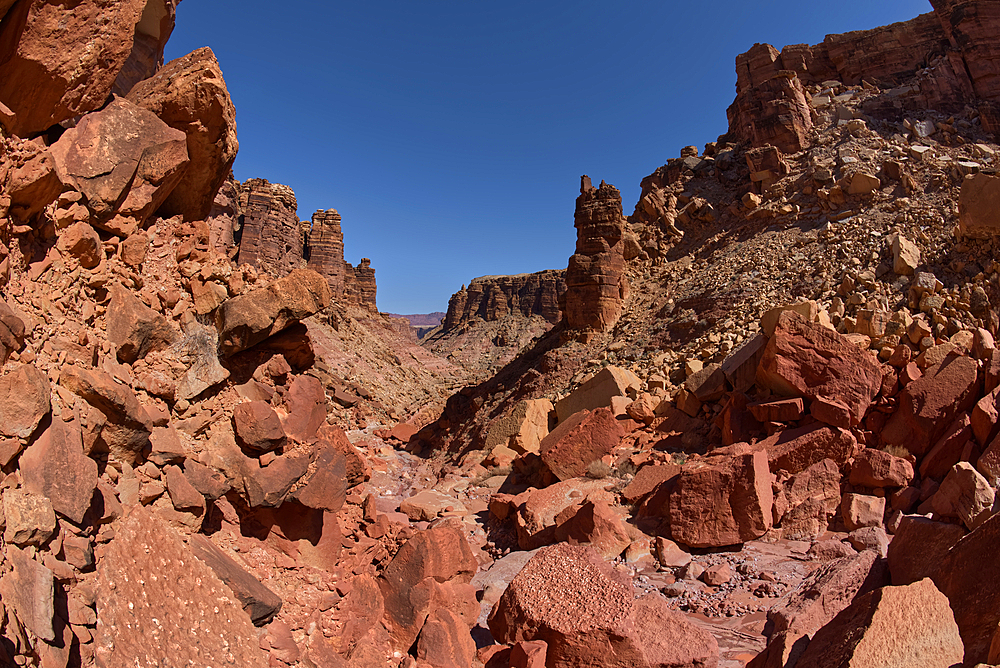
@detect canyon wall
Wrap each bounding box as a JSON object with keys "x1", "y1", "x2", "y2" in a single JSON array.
[
  {"x1": 728, "y1": 1, "x2": 1000, "y2": 153},
  {"x1": 441, "y1": 270, "x2": 566, "y2": 331}
]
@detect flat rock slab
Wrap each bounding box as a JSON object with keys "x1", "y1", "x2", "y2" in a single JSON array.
[{"x1": 96, "y1": 507, "x2": 267, "y2": 667}]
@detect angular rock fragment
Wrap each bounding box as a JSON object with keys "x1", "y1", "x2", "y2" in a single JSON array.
[
  {"x1": 188, "y1": 534, "x2": 282, "y2": 626},
  {"x1": 19, "y1": 417, "x2": 98, "y2": 524},
  {"x1": 538, "y1": 407, "x2": 624, "y2": 481},
  {"x1": 107, "y1": 283, "x2": 178, "y2": 363},
  {"x1": 795, "y1": 579, "x2": 963, "y2": 668},
  {"x1": 216, "y1": 268, "x2": 331, "y2": 356},
  {"x1": 50, "y1": 98, "x2": 189, "y2": 228},
  {"x1": 757, "y1": 312, "x2": 883, "y2": 425},
  {"x1": 0, "y1": 363, "x2": 50, "y2": 440},
  {"x1": 669, "y1": 450, "x2": 773, "y2": 548}
]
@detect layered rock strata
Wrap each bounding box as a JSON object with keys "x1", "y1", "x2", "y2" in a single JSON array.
[
  {"x1": 562, "y1": 176, "x2": 628, "y2": 334},
  {"x1": 728, "y1": 3, "x2": 1000, "y2": 153},
  {"x1": 236, "y1": 179, "x2": 305, "y2": 278},
  {"x1": 442, "y1": 270, "x2": 566, "y2": 331}
]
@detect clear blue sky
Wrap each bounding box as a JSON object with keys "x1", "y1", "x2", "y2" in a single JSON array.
[{"x1": 165, "y1": 0, "x2": 932, "y2": 314}]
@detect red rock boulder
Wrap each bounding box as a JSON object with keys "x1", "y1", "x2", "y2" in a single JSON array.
[
  {"x1": 539, "y1": 407, "x2": 624, "y2": 481},
  {"x1": 49, "y1": 97, "x2": 189, "y2": 230},
  {"x1": 756, "y1": 311, "x2": 884, "y2": 425},
  {"x1": 669, "y1": 450, "x2": 773, "y2": 548},
  {"x1": 849, "y1": 448, "x2": 914, "y2": 488},
  {"x1": 106, "y1": 283, "x2": 178, "y2": 363},
  {"x1": 0, "y1": 0, "x2": 150, "y2": 136},
  {"x1": 488, "y1": 543, "x2": 719, "y2": 668},
  {"x1": 882, "y1": 353, "x2": 981, "y2": 457},
  {"x1": 0, "y1": 363, "x2": 50, "y2": 440},
  {"x1": 233, "y1": 401, "x2": 286, "y2": 452},
  {"x1": 759, "y1": 423, "x2": 857, "y2": 475},
  {"x1": 794, "y1": 579, "x2": 963, "y2": 668},
  {"x1": 126, "y1": 46, "x2": 239, "y2": 221}
]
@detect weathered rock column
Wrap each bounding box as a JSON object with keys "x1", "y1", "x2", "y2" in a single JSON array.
[
  {"x1": 306, "y1": 209, "x2": 346, "y2": 297},
  {"x1": 562, "y1": 176, "x2": 627, "y2": 334}
]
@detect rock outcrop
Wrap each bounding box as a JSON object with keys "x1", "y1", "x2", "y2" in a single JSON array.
[
  {"x1": 126, "y1": 46, "x2": 239, "y2": 221},
  {"x1": 442, "y1": 270, "x2": 565, "y2": 330},
  {"x1": 0, "y1": 0, "x2": 162, "y2": 137},
  {"x1": 236, "y1": 178, "x2": 305, "y2": 278},
  {"x1": 306, "y1": 209, "x2": 347, "y2": 296},
  {"x1": 727, "y1": 5, "x2": 1000, "y2": 153},
  {"x1": 562, "y1": 177, "x2": 628, "y2": 335}
]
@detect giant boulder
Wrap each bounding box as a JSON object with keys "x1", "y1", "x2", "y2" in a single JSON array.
[
  {"x1": 538, "y1": 408, "x2": 624, "y2": 481},
  {"x1": 757, "y1": 311, "x2": 884, "y2": 425},
  {"x1": 794, "y1": 579, "x2": 963, "y2": 668},
  {"x1": 126, "y1": 46, "x2": 239, "y2": 221},
  {"x1": 488, "y1": 543, "x2": 718, "y2": 668},
  {"x1": 0, "y1": 0, "x2": 150, "y2": 136},
  {"x1": 669, "y1": 450, "x2": 773, "y2": 548},
  {"x1": 882, "y1": 353, "x2": 981, "y2": 457},
  {"x1": 49, "y1": 97, "x2": 189, "y2": 230},
  {"x1": 216, "y1": 269, "x2": 331, "y2": 356}
]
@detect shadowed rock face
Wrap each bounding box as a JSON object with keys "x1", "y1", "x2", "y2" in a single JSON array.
[
  {"x1": 563, "y1": 177, "x2": 627, "y2": 334},
  {"x1": 442, "y1": 270, "x2": 566, "y2": 330}
]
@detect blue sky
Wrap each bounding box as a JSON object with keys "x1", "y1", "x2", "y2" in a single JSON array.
[{"x1": 165, "y1": 1, "x2": 933, "y2": 314}]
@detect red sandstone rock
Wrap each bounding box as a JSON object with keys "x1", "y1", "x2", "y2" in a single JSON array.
[
  {"x1": 554, "y1": 499, "x2": 633, "y2": 561},
  {"x1": 6, "y1": 147, "x2": 61, "y2": 220},
  {"x1": 232, "y1": 401, "x2": 285, "y2": 452},
  {"x1": 488, "y1": 543, "x2": 719, "y2": 668},
  {"x1": 0, "y1": 547, "x2": 55, "y2": 642},
  {"x1": 622, "y1": 464, "x2": 681, "y2": 504},
  {"x1": 563, "y1": 179, "x2": 628, "y2": 334},
  {"x1": 188, "y1": 534, "x2": 282, "y2": 626},
  {"x1": 842, "y1": 494, "x2": 885, "y2": 531},
  {"x1": 772, "y1": 458, "x2": 841, "y2": 540},
  {"x1": 513, "y1": 478, "x2": 614, "y2": 550},
  {"x1": 96, "y1": 508, "x2": 268, "y2": 667},
  {"x1": 126, "y1": 46, "x2": 238, "y2": 221},
  {"x1": 973, "y1": 385, "x2": 1000, "y2": 447},
  {"x1": 0, "y1": 0, "x2": 152, "y2": 136},
  {"x1": 20, "y1": 418, "x2": 97, "y2": 524},
  {"x1": 216, "y1": 268, "x2": 331, "y2": 356},
  {"x1": 55, "y1": 221, "x2": 103, "y2": 268},
  {"x1": 50, "y1": 97, "x2": 189, "y2": 229},
  {"x1": 106, "y1": 282, "x2": 178, "y2": 363},
  {"x1": 442, "y1": 270, "x2": 565, "y2": 330},
  {"x1": 236, "y1": 178, "x2": 305, "y2": 277},
  {"x1": 932, "y1": 511, "x2": 1000, "y2": 663},
  {"x1": 849, "y1": 448, "x2": 914, "y2": 488},
  {"x1": 416, "y1": 608, "x2": 477, "y2": 668},
  {"x1": 810, "y1": 395, "x2": 854, "y2": 429},
  {"x1": 748, "y1": 398, "x2": 804, "y2": 422},
  {"x1": 669, "y1": 451, "x2": 773, "y2": 548},
  {"x1": 795, "y1": 579, "x2": 964, "y2": 668},
  {"x1": 757, "y1": 312, "x2": 884, "y2": 425},
  {"x1": 727, "y1": 45, "x2": 812, "y2": 153},
  {"x1": 888, "y1": 515, "x2": 967, "y2": 585},
  {"x1": 509, "y1": 640, "x2": 547, "y2": 668},
  {"x1": 378, "y1": 525, "x2": 478, "y2": 651},
  {"x1": 539, "y1": 407, "x2": 624, "y2": 481},
  {"x1": 932, "y1": 462, "x2": 995, "y2": 530},
  {"x1": 281, "y1": 374, "x2": 327, "y2": 443},
  {"x1": 290, "y1": 442, "x2": 348, "y2": 513},
  {"x1": 769, "y1": 549, "x2": 889, "y2": 638},
  {"x1": 922, "y1": 413, "x2": 973, "y2": 480},
  {"x1": 882, "y1": 353, "x2": 981, "y2": 456},
  {"x1": 0, "y1": 363, "x2": 50, "y2": 440},
  {"x1": 760, "y1": 423, "x2": 857, "y2": 475},
  {"x1": 163, "y1": 464, "x2": 205, "y2": 513}
]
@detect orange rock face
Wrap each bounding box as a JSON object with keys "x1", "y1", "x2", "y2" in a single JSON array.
[{"x1": 563, "y1": 177, "x2": 627, "y2": 334}]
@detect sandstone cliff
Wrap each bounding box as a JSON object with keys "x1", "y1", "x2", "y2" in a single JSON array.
[
  {"x1": 422, "y1": 270, "x2": 566, "y2": 378},
  {"x1": 235, "y1": 178, "x2": 305, "y2": 277},
  {"x1": 728, "y1": 2, "x2": 1000, "y2": 153}
]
